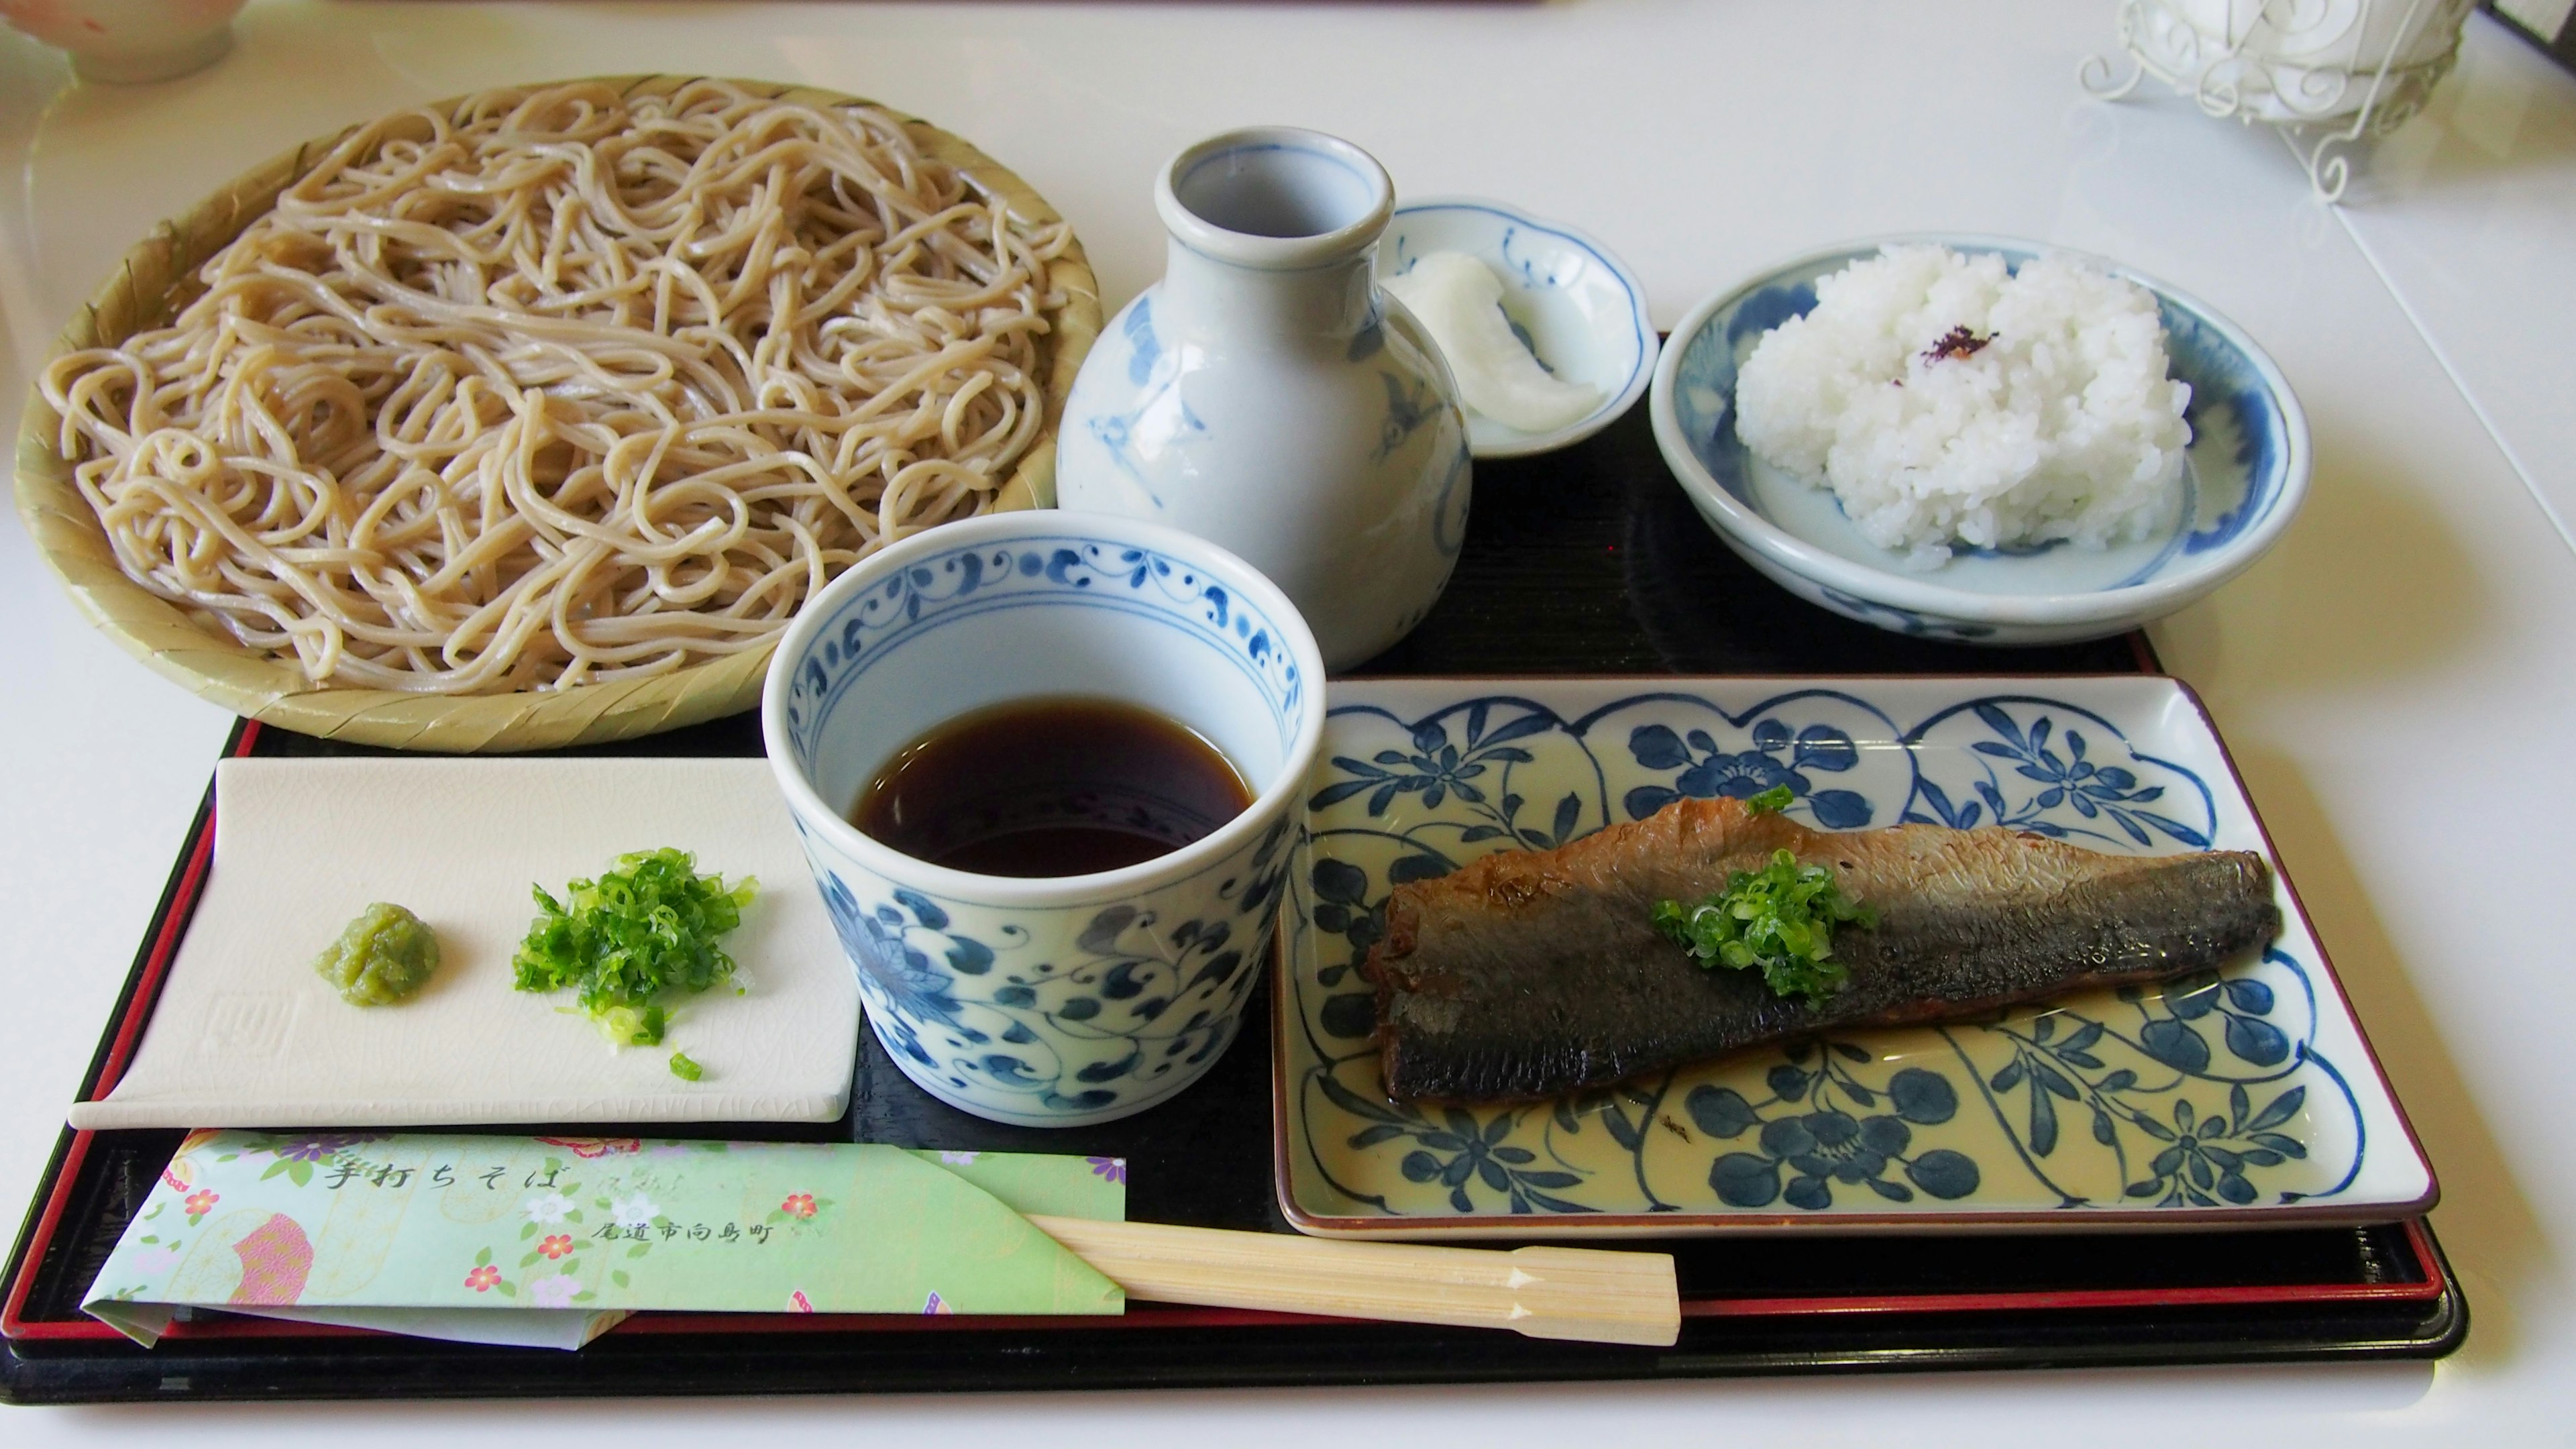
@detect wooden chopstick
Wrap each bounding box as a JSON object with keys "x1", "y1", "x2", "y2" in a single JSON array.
[{"x1": 1026, "y1": 1214, "x2": 1680, "y2": 1346}]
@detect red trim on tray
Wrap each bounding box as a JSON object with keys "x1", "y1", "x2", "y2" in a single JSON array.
[
  {"x1": 91, "y1": 814, "x2": 217, "y2": 1099},
  {"x1": 7, "y1": 1306, "x2": 373, "y2": 1344},
  {"x1": 2127, "y1": 629, "x2": 2164, "y2": 675},
  {"x1": 8, "y1": 1264, "x2": 2446, "y2": 1346},
  {"x1": 1681, "y1": 1275, "x2": 2442, "y2": 1319},
  {"x1": 4, "y1": 803, "x2": 219, "y2": 1338},
  {"x1": 3, "y1": 710, "x2": 2449, "y2": 1348},
  {"x1": 610, "y1": 1268, "x2": 2447, "y2": 1333},
  {"x1": 4, "y1": 1302, "x2": 1347, "y2": 1345},
  {"x1": 2, "y1": 724, "x2": 258, "y2": 1340},
  {"x1": 1, "y1": 1130, "x2": 99, "y2": 1338},
  {"x1": 90, "y1": 718, "x2": 254, "y2": 1100},
  {"x1": 609, "y1": 1303, "x2": 1356, "y2": 1336}
]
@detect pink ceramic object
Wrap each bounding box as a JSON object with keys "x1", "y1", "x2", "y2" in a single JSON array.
[{"x1": 2, "y1": 0, "x2": 247, "y2": 83}]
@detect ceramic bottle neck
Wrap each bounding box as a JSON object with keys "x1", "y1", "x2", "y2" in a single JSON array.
[
  {"x1": 1149, "y1": 126, "x2": 1393, "y2": 349},
  {"x1": 1160, "y1": 239, "x2": 1378, "y2": 345}
]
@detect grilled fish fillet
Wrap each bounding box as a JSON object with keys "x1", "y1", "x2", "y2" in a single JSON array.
[{"x1": 1364, "y1": 796, "x2": 2280, "y2": 1102}]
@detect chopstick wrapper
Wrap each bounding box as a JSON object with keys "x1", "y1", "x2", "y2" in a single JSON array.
[
  {"x1": 70, "y1": 758, "x2": 858, "y2": 1130},
  {"x1": 84, "y1": 1133, "x2": 1126, "y2": 1349}
]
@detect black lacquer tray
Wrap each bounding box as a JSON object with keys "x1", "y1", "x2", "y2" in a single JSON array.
[{"x1": 1, "y1": 405, "x2": 2463, "y2": 1403}]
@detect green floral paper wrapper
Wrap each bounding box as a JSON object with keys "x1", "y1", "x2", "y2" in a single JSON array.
[{"x1": 85, "y1": 1132, "x2": 1125, "y2": 1348}]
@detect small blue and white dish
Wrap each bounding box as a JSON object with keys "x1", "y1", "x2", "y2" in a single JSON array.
[
  {"x1": 1378, "y1": 198, "x2": 1658, "y2": 460},
  {"x1": 1648, "y1": 235, "x2": 2310, "y2": 645}
]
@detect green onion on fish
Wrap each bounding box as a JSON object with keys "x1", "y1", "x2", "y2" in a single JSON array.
[{"x1": 1652, "y1": 848, "x2": 1876, "y2": 1006}]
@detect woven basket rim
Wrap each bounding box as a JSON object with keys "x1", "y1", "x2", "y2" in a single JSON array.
[{"x1": 11, "y1": 74, "x2": 1101, "y2": 753}]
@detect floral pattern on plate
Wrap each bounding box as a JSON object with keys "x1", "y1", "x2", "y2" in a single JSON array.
[{"x1": 1277, "y1": 677, "x2": 2434, "y2": 1236}]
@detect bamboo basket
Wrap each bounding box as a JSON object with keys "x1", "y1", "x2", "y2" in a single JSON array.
[{"x1": 11, "y1": 76, "x2": 1102, "y2": 753}]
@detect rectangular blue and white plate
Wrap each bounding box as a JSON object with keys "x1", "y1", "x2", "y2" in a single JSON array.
[{"x1": 1274, "y1": 676, "x2": 2436, "y2": 1238}]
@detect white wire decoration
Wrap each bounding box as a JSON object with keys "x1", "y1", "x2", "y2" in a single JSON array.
[{"x1": 2082, "y1": 0, "x2": 2478, "y2": 201}]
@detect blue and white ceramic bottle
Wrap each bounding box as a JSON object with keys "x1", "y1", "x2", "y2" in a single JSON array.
[{"x1": 1057, "y1": 128, "x2": 1472, "y2": 671}]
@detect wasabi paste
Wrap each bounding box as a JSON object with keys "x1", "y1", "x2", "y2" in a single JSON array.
[{"x1": 315, "y1": 902, "x2": 442, "y2": 1006}]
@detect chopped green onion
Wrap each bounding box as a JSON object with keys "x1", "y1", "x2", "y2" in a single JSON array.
[
  {"x1": 1744, "y1": 784, "x2": 1795, "y2": 815},
  {"x1": 668, "y1": 1051, "x2": 704, "y2": 1082},
  {"x1": 513, "y1": 849, "x2": 756, "y2": 1048},
  {"x1": 1652, "y1": 849, "x2": 1876, "y2": 1006}
]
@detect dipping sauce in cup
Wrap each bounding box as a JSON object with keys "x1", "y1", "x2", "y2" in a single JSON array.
[
  {"x1": 851, "y1": 696, "x2": 1253, "y2": 878},
  {"x1": 762, "y1": 511, "x2": 1326, "y2": 1128}
]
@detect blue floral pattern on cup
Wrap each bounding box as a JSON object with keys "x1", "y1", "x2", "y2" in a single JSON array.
[
  {"x1": 812, "y1": 820, "x2": 1291, "y2": 1118},
  {"x1": 1281, "y1": 679, "x2": 2431, "y2": 1230},
  {"x1": 781, "y1": 537, "x2": 1304, "y2": 762},
  {"x1": 768, "y1": 519, "x2": 1319, "y2": 1128}
]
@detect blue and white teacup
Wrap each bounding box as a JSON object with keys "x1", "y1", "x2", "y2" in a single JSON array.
[{"x1": 761, "y1": 511, "x2": 1326, "y2": 1127}]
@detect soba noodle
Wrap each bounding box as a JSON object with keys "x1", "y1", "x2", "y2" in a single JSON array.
[{"x1": 42, "y1": 80, "x2": 1073, "y2": 694}]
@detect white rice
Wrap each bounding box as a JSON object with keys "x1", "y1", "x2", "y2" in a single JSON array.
[{"x1": 1733, "y1": 244, "x2": 2192, "y2": 569}]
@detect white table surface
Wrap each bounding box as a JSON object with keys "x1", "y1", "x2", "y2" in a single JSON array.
[{"x1": 3, "y1": 0, "x2": 2573, "y2": 1438}]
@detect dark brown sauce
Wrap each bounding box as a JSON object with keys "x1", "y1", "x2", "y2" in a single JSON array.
[{"x1": 851, "y1": 696, "x2": 1254, "y2": 877}]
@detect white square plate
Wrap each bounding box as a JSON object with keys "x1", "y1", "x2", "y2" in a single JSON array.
[{"x1": 74, "y1": 757, "x2": 858, "y2": 1130}]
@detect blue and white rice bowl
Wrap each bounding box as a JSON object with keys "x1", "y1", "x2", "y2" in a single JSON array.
[
  {"x1": 761, "y1": 511, "x2": 1326, "y2": 1128},
  {"x1": 1378, "y1": 197, "x2": 1657, "y2": 459},
  {"x1": 1649, "y1": 235, "x2": 2310, "y2": 645}
]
